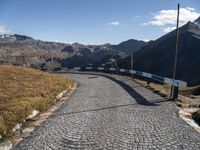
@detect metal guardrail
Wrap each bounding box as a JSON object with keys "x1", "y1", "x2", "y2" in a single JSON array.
[
  {"x1": 67, "y1": 66, "x2": 187, "y2": 98},
  {"x1": 84, "y1": 67, "x2": 187, "y2": 87},
  {"x1": 85, "y1": 67, "x2": 187, "y2": 98}
]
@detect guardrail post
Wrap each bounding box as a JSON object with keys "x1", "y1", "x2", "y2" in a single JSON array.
[
  {"x1": 172, "y1": 86, "x2": 179, "y2": 99},
  {"x1": 82, "y1": 66, "x2": 186, "y2": 97}
]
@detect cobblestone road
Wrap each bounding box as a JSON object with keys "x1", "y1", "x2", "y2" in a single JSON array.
[{"x1": 13, "y1": 73, "x2": 200, "y2": 150}]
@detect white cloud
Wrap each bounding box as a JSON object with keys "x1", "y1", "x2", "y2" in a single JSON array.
[
  {"x1": 143, "y1": 7, "x2": 200, "y2": 33},
  {"x1": 139, "y1": 38, "x2": 150, "y2": 42},
  {"x1": 108, "y1": 21, "x2": 120, "y2": 26},
  {"x1": 63, "y1": 41, "x2": 73, "y2": 44},
  {"x1": 146, "y1": 7, "x2": 200, "y2": 26},
  {"x1": 186, "y1": 7, "x2": 195, "y2": 11},
  {"x1": 0, "y1": 25, "x2": 12, "y2": 34},
  {"x1": 54, "y1": 40, "x2": 73, "y2": 44},
  {"x1": 163, "y1": 26, "x2": 176, "y2": 33}
]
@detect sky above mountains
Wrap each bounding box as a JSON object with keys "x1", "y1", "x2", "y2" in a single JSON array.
[{"x1": 0, "y1": 0, "x2": 200, "y2": 44}]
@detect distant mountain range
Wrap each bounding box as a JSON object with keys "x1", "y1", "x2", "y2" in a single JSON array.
[
  {"x1": 0, "y1": 34, "x2": 67, "y2": 51},
  {"x1": 0, "y1": 34, "x2": 146, "y2": 68},
  {"x1": 0, "y1": 16, "x2": 200, "y2": 86}
]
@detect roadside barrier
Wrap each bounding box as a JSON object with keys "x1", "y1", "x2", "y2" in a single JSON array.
[{"x1": 67, "y1": 66, "x2": 187, "y2": 98}]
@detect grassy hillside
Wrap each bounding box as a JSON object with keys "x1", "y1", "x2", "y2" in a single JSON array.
[
  {"x1": 180, "y1": 85, "x2": 200, "y2": 96},
  {"x1": 0, "y1": 65, "x2": 74, "y2": 140}
]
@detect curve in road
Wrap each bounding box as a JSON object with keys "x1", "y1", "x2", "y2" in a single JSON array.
[{"x1": 13, "y1": 73, "x2": 200, "y2": 150}]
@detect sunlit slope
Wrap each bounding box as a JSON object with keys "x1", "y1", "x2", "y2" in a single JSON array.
[{"x1": 0, "y1": 65, "x2": 74, "y2": 139}]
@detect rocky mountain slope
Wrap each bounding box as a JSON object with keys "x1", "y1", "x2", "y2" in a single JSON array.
[
  {"x1": 117, "y1": 17, "x2": 200, "y2": 86},
  {"x1": 0, "y1": 34, "x2": 145, "y2": 68},
  {"x1": 113, "y1": 39, "x2": 146, "y2": 53}
]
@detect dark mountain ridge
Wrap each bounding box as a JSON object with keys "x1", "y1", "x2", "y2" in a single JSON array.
[
  {"x1": 113, "y1": 39, "x2": 147, "y2": 53},
  {"x1": 0, "y1": 34, "x2": 145, "y2": 68},
  {"x1": 117, "y1": 19, "x2": 200, "y2": 86}
]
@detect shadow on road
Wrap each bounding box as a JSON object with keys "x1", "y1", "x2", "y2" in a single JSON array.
[
  {"x1": 102, "y1": 75, "x2": 158, "y2": 106},
  {"x1": 65, "y1": 72, "x2": 169, "y2": 106},
  {"x1": 54, "y1": 103, "x2": 138, "y2": 116},
  {"x1": 54, "y1": 99, "x2": 172, "y2": 117}
]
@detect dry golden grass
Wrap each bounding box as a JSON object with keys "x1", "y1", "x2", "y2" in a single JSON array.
[
  {"x1": 130, "y1": 78, "x2": 200, "y2": 108},
  {"x1": 0, "y1": 65, "x2": 74, "y2": 140},
  {"x1": 133, "y1": 78, "x2": 170, "y2": 97},
  {"x1": 179, "y1": 85, "x2": 200, "y2": 96}
]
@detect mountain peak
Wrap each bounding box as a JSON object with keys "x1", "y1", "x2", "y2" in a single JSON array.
[
  {"x1": 0, "y1": 34, "x2": 34, "y2": 41},
  {"x1": 194, "y1": 16, "x2": 200, "y2": 27},
  {"x1": 114, "y1": 39, "x2": 146, "y2": 53},
  {"x1": 195, "y1": 16, "x2": 200, "y2": 23},
  {"x1": 13, "y1": 34, "x2": 33, "y2": 41}
]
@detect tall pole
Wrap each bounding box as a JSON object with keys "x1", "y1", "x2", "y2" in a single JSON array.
[
  {"x1": 131, "y1": 53, "x2": 133, "y2": 79},
  {"x1": 171, "y1": 3, "x2": 180, "y2": 99}
]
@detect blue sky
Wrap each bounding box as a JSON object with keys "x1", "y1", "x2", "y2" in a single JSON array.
[{"x1": 0, "y1": 0, "x2": 200, "y2": 44}]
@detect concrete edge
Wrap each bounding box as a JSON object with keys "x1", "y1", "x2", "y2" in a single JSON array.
[{"x1": 179, "y1": 108, "x2": 200, "y2": 133}]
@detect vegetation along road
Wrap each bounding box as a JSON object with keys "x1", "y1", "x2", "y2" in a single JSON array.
[{"x1": 14, "y1": 73, "x2": 200, "y2": 150}]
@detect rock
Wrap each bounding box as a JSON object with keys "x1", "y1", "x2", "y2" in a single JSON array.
[
  {"x1": 179, "y1": 109, "x2": 200, "y2": 133},
  {"x1": 12, "y1": 124, "x2": 22, "y2": 132},
  {"x1": 26, "y1": 110, "x2": 39, "y2": 120},
  {"x1": 22, "y1": 127, "x2": 34, "y2": 134},
  {"x1": 0, "y1": 140, "x2": 12, "y2": 150},
  {"x1": 179, "y1": 109, "x2": 191, "y2": 118},
  {"x1": 192, "y1": 109, "x2": 200, "y2": 126},
  {"x1": 56, "y1": 90, "x2": 67, "y2": 100},
  {"x1": 21, "y1": 127, "x2": 35, "y2": 138}
]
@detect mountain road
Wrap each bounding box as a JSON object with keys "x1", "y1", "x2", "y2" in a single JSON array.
[{"x1": 13, "y1": 73, "x2": 200, "y2": 150}]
